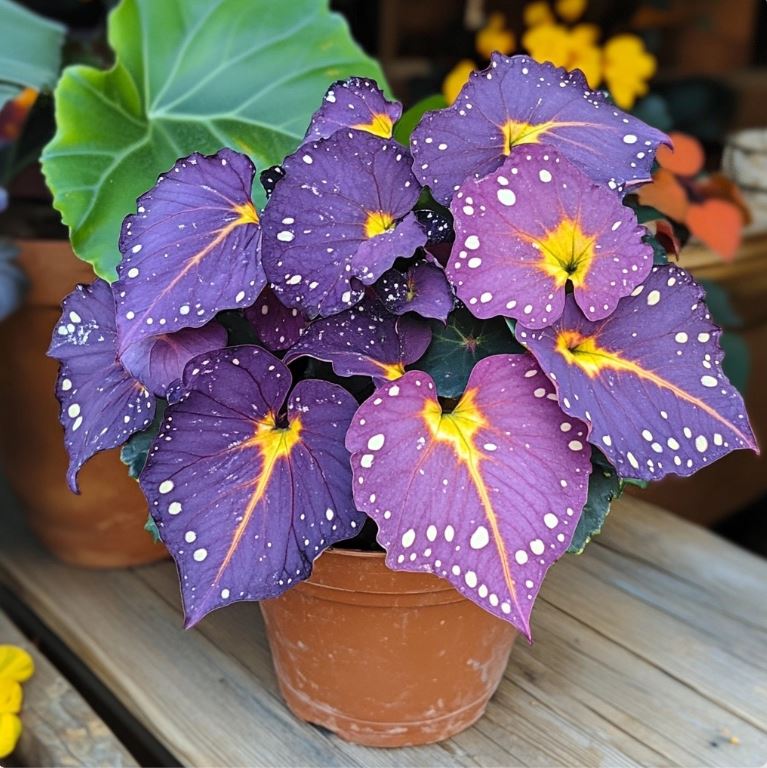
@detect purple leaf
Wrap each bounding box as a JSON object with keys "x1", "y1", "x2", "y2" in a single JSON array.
[
  {"x1": 414, "y1": 208, "x2": 453, "y2": 245},
  {"x1": 115, "y1": 148, "x2": 265, "y2": 353},
  {"x1": 517, "y1": 265, "x2": 758, "y2": 481},
  {"x1": 119, "y1": 322, "x2": 228, "y2": 397},
  {"x1": 448, "y1": 147, "x2": 652, "y2": 329},
  {"x1": 244, "y1": 286, "x2": 308, "y2": 351},
  {"x1": 345, "y1": 355, "x2": 592, "y2": 638},
  {"x1": 47, "y1": 280, "x2": 156, "y2": 492},
  {"x1": 304, "y1": 77, "x2": 402, "y2": 143},
  {"x1": 374, "y1": 260, "x2": 455, "y2": 321},
  {"x1": 261, "y1": 130, "x2": 426, "y2": 317},
  {"x1": 284, "y1": 295, "x2": 431, "y2": 383},
  {"x1": 139, "y1": 345, "x2": 363, "y2": 626},
  {"x1": 411, "y1": 54, "x2": 669, "y2": 205},
  {"x1": 260, "y1": 164, "x2": 285, "y2": 199}
]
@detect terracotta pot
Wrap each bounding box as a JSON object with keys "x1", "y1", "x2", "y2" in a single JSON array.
[
  {"x1": 260, "y1": 548, "x2": 517, "y2": 747},
  {"x1": 0, "y1": 239, "x2": 165, "y2": 567}
]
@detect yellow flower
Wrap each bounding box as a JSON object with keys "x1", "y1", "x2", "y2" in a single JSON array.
[
  {"x1": 0, "y1": 646, "x2": 34, "y2": 759},
  {"x1": 523, "y1": 24, "x2": 602, "y2": 88},
  {"x1": 442, "y1": 59, "x2": 476, "y2": 105},
  {"x1": 602, "y1": 34, "x2": 656, "y2": 109},
  {"x1": 555, "y1": 0, "x2": 588, "y2": 22},
  {"x1": 524, "y1": 1, "x2": 555, "y2": 28},
  {"x1": 0, "y1": 713, "x2": 22, "y2": 759},
  {"x1": 0, "y1": 679, "x2": 23, "y2": 759},
  {"x1": 476, "y1": 13, "x2": 515, "y2": 59},
  {"x1": 0, "y1": 646, "x2": 34, "y2": 683}
]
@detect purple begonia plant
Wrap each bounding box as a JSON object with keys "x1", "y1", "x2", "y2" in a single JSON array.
[{"x1": 50, "y1": 56, "x2": 757, "y2": 639}]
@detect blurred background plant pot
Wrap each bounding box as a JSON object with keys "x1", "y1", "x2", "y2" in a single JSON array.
[
  {"x1": 0, "y1": 238, "x2": 165, "y2": 567},
  {"x1": 260, "y1": 547, "x2": 517, "y2": 747}
]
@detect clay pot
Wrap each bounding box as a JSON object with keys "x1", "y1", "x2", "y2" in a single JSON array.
[
  {"x1": 0, "y1": 239, "x2": 165, "y2": 567},
  {"x1": 260, "y1": 548, "x2": 517, "y2": 747}
]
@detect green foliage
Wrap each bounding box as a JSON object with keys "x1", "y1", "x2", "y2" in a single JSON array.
[
  {"x1": 393, "y1": 93, "x2": 447, "y2": 145},
  {"x1": 0, "y1": 0, "x2": 65, "y2": 110},
  {"x1": 415, "y1": 307, "x2": 524, "y2": 398},
  {"x1": 120, "y1": 400, "x2": 166, "y2": 479},
  {"x1": 41, "y1": 0, "x2": 388, "y2": 279},
  {"x1": 568, "y1": 449, "x2": 623, "y2": 555},
  {"x1": 144, "y1": 514, "x2": 161, "y2": 543}
]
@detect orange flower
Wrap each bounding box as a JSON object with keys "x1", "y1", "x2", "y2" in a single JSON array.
[{"x1": 602, "y1": 35, "x2": 656, "y2": 109}]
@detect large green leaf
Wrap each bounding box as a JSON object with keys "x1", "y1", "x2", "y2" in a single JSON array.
[
  {"x1": 41, "y1": 0, "x2": 388, "y2": 279},
  {"x1": 0, "y1": 0, "x2": 64, "y2": 109}
]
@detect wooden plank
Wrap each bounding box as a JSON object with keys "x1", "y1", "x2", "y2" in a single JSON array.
[
  {"x1": 1, "y1": 490, "x2": 766, "y2": 766},
  {"x1": 0, "y1": 610, "x2": 137, "y2": 768}
]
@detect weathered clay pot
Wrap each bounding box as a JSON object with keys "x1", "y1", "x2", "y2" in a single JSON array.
[
  {"x1": 0, "y1": 239, "x2": 165, "y2": 567},
  {"x1": 260, "y1": 548, "x2": 517, "y2": 747}
]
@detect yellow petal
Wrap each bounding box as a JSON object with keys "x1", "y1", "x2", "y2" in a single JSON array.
[
  {"x1": 442, "y1": 60, "x2": 477, "y2": 105},
  {"x1": 523, "y1": 24, "x2": 571, "y2": 68},
  {"x1": 0, "y1": 678, "x2": 22, "y2": 715},
  {"x1": 570, "y1": 23, "x2": 600, "y2": 46},
  {"x1": 524, "y1": 1, "x2": 555, "y2": 28},
  {"x1": 602, "y1": 34, "x2": 656, "y2": 109},
  {"x1": 0, "y1": 713, "x2": 22, "y2": 759},
  {"x1": 476, "y1": 14, "x2": 516, "y2": 58},
  {"x1": 0, "y1": 646, "x2": 34, "y2": 683},
  {"x1": 555, "y1": 0, "x2": 587, "y2": 23},
  {"x1": 571, "y1": 45, "x2": 602, "y2": 89}
]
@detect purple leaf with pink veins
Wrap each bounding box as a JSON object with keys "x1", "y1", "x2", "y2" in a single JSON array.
[
  {"x1": 303, "y1": 77, "x2": 402, "y2": 144},
  {"x1": 283, "y1": 295, "x2": 431, "y2": 384},
  {"x1": 115, "y1": 148, "x2": 265, "y2": 354},
  {"x1": 345, "y1": 354, "x2": 592, "y2": 638},
  {"x1": 411, "y1": 53, "x2": 669, "y2": 206},
  {"x1": 517, "y1": 265, "x2": 758, "y2": 481},
  {"x1": 140, "y1": 345, "x2": 363, "y2": 627},
  {"x1": 448, "y1": 146, "x2": 652, "y2": 329},
  {"x1": 119, "y1": 322, "x2": 228, "y2": 397},
  {"x1": 47, "y1": 279, "x2": 156, "y2": 492},
  {"x1": 261, "y1": 130, "x2": 426, "y2": 318}
]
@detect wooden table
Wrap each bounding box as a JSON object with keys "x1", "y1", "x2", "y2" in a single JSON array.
[{"x1": 1, "y1": 484, "x2": 766, "y2": 767}]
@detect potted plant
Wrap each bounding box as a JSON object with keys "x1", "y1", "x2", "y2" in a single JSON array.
[
  {"x1": 49, "y1": 54, "x2": 757, "y2": 746},
  {"x1": 2, "y1": 0, "x2": 383, "y2": 566}
]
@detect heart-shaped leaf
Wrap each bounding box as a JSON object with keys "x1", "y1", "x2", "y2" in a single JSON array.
[
  {"x1": 448, "y1": 146, "x2": 652, "y2": 329},
  {"x1": 140, "y1": 345, "x2": 363, "y2": 626},
  {"x1": 345, "y1": 355, "x2": 592, "y2": 637},
  {"x1": 517, "y1": 265, "x2": 758, "y2": 481},
  {"x1": 47, "y1": 280, "x2": 156, "y2": 491},
  {"x1": 40, "y1": 0, "x2": 387, "y2": 279}
]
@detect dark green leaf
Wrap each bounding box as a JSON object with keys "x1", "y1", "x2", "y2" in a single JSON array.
[
  {"x1": 720, "y1": 331, "x2": 750, "y2": 395},
  {"x1": 644, "y1": 233, "x2": 669, "y2": 265},
  {"x1": 120, "y1": 400, "x2": 166, "y2": 479},
  {"x1": 144, "y1": 514, "x2": 161, "y2": 543},
  {"x1": 414, "y1": 307, "x2": 524, "y2": 397},
  {"x1": 631, "y1": 93, "x2": 673, "y2": 132},
  {"x1": 393, "y1": 94, "x2": 447, "y2": 145},
  {"x1": 568, "y1": 449, "x2": 623, "y2": 554},
  {"x1": 699, "y1": 279, "x2": 742, "y2": 329},
  {"x1": 41, "y1": 0, "x2": 388, "y2": 279}
]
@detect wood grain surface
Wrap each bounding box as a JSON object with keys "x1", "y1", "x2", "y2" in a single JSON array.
[{"x1": 1, "y1": 487, "x2": 765, "y2": 767}]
